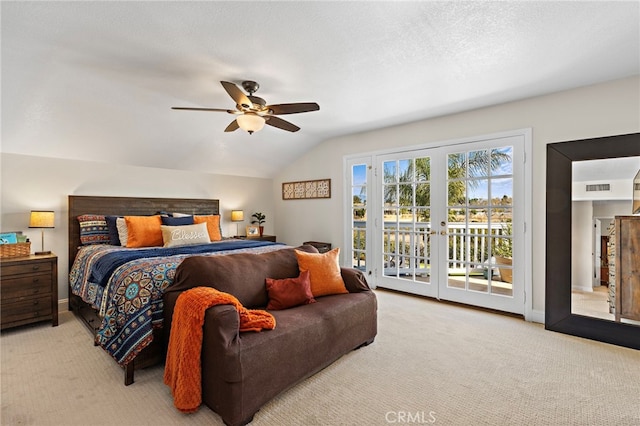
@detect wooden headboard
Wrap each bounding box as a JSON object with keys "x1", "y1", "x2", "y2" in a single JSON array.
[{"x1": 68, "y1": 195, "x2": 220, "y2": 271}]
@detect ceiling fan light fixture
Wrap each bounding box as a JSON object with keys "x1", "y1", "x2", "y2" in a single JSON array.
[{"x1": 236, "y1": 112, "x2": 265, "y2": 134}]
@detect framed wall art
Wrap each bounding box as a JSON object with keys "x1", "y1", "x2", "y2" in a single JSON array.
[{"x1": 282, "y1": 179, "x2": 331, "y2": 200}]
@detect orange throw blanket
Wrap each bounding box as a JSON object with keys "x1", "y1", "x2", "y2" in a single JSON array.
[{"x1": 163, "y1": 286, "x2": 276, "y2": 413}]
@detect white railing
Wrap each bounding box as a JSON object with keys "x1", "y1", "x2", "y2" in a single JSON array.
[{"x1": 352, "y1": 221, "x2": 510, "y2": 272}]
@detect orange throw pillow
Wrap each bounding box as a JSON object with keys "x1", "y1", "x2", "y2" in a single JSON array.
[
  {"x1": 295, "y1": 247, "x2": 348, "y2": 297},
  {"x1": 125, "y1": 215, "x2": 163, "y2": 248},
  {"x1": 193, "y1": 215, "x2": 222, "y2": 241}
]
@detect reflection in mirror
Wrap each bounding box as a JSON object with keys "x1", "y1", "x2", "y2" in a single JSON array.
[
  {"x1": 570, "y1": 157, "x2": 640, "y2": 324},
  {"x1": 545, "y1": 133, "x2": 640, "y2": 350}
]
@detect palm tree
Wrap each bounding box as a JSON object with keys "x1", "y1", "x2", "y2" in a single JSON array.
[{"x1": 384, "y1": 149, "x2": 512, "y2": 217}]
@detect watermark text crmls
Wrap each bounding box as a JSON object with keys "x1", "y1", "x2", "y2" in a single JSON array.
[{"x1": 385, "y1": 411, "x2": 437, "y2": 424}]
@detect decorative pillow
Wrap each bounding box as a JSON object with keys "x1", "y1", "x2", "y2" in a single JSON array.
[
  {"x1": 105, "y1": 215, "x2": 122, "y2": 245},
  {"x1": 172, "y1": 212, "x2": 192, "y2": 218},
  {"x1": 116, "y1": 217, "x2": 128, "y2": 247},
  {"x1": 193, "y1": 215, "x2": 222, "y2": 241},
  {"x1": 77, "y1": 215, "x2": 110, "y2": 245},
  {"x1": 266, "y1": 270, "x2": 316, "y2": 310},
  {"x1": 161, "y1": 215, "x2": 194, "y2": 226},
  {"x1": 124, "y1": 215, "x2": 163, "y2": 248},
  {"x1": 161, "y1": 223, "x2": 211, "y2": 248},
  {"x1": 294, "y1": 247, "x2": 348, "y2": 297}
]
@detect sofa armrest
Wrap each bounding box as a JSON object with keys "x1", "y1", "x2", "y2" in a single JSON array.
[
  {"x1": 203, "y1": 304, "x2": 241, "y2": 348},
  {"x1": 340, "y1": 267, "x2": 371, "y2": 293}
]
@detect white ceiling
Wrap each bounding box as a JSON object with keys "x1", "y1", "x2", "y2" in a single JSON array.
[
  {"x1": 573, "y1": 157, "x2": 640, "y2": 182},
  {"x1": 2, "y1": 1, "x2": 639, "y2": 178}
]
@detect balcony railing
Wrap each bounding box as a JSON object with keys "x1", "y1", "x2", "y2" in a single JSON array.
[{"x1": 351, "y1": 221, "x2": 511, "y2": 274}]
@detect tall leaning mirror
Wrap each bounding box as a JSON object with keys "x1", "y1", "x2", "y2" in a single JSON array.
[{"x1": 546, "y1": 132, "x2": 640, "y2": 350}]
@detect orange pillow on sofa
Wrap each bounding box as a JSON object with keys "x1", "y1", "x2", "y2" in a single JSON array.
[
  {"x1": 125, "y1": 215, "x2": 163, "y2": 248},
  {"x1": 294, "y1": 247, "x2": 348, "y2": 297},
  {"x1": 193, "y1": 215, "x2": 222, "y2": 241}
]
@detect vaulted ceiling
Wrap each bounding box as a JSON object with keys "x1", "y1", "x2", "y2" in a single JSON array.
[{"x1": 2, "y1": 1, "x2": 639, "y2": 178}]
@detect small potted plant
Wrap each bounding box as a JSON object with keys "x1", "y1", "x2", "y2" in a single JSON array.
[
  {"x1": 251, "y1": 212, "x2": 266, "y2": 236},
  {"x1": 493, "y1": 222, "x2": 513, "y2": 283}
]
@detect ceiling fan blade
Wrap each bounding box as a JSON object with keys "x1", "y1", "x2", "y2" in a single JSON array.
[
  {"x1": 172, "y1": 107, "x2": 235, "y2": 113},
  {"x1": 221, "y1": 81, "x2": 253, "y2": 109},
  {"x1": 224, "y1": 119, "x2": 239, "y2": 132},
  {"x1": 266, "y1": 102, "x2": 320, "y2": 115},
  {"x1": 265, "y1": 116, "x2": 300, "y2": 132}
]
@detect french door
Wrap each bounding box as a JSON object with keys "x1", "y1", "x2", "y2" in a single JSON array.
[{"x1": 346, "y1": 133, "x2": 526, "y2": 315}]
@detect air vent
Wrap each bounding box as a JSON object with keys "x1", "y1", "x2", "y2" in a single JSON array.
[{"x1": 586, "y1": 183, "x2": 611, "y2": 192}]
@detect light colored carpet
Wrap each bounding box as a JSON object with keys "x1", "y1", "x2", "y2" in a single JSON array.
[
  {"x1": 572, "y1": 286, "x2": 613, "y2": 321},
  {"x1": 1, "y1": 289, "x2": 639, "y2": 425}
]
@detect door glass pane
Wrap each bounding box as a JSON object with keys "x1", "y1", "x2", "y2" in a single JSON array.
[
  {"x1": 448, "y1": 181, "x2": 466, "y2": 206},
  {"x1": 468, "y1": 179, "x2": 489, "y2": 206},
  {"x1": 416, "y1": 182, "x2": 430, "y2": 206},
  {"x1": 415, "y1": 157, "x2": 430, "y2": 182},
  {"x1": 398, "y1": 159, "x2": 412, "y2": 182},
  {"x1": 351, "y1": 164, "x2": 368, "y2": 271},
  {"x1": 399, "y1": 183, "x2": 413, "y2": 207},
  {"x1": 492, "y1": 147, "x2": 513, "y2": 176},
  {"x1": 383, "y1": 161, "x2": 396, "y2": 183},
  {"x1": 448, "y1": 152, "x2": 466, "y2": 178},
  {"x1": 468, "y1": 149, "x2": 490, "y2": 178},
  {"x1": 352, "y1": 228, "x2": 366, "y2": 270}
]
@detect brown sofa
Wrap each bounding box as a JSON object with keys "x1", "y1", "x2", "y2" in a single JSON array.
[{"x1": 163, "y1": 245, "x2": 377, "y2": 426}]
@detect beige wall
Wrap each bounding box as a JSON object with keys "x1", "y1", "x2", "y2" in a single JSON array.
[
  {"x1": 0, "y1": 154, "x2": 274, "y2": 301},
  {"x1": 273, "y1": 75, "x2": 640, "y2": 320}
]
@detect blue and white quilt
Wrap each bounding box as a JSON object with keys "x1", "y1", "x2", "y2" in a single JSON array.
[{"x1": 69, "y1": 240, "x2": 286, "y2": 365}]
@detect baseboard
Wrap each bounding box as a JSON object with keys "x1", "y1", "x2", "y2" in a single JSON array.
[
  {"x1": 58, "y1": 298, "x2": 69, "y2": 313},
  {"x1": 526, "y1": 309, "x2": 545, "y2": 324}
]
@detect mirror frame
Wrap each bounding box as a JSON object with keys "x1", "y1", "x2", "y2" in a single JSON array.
[{"x1": 546, "y1": 132, "x2": 640, "y2": 350}]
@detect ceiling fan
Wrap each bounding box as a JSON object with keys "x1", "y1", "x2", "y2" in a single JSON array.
[{"x1": 172, "y1": 81, "x2": 320, "y2": 134}]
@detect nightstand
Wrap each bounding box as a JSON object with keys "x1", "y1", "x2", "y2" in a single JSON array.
[
  {"x1": 1, "y1": 254, "x2": 58, "y2": 330},
  {"x1": 303, "y1": 241, "x2": 332, "y2": 253},
  {"x1": 238, "y1": 235, "x2": 276, "y2": 242}
]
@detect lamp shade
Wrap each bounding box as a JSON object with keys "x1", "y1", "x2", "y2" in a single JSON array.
[
  {"x1": 29, "y1": 211, "x2": 55, "y2": 228},
  {"x1": 236, "y1": 113, "x2": 265, "y2": 134},
  {"x1": 231, "y1": 210, "x2": 244, "y2": 222}
]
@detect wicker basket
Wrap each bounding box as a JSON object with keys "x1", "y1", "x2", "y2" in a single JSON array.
[{"x1": 0, "y1": 242, "x2": 31, "y2": 258}]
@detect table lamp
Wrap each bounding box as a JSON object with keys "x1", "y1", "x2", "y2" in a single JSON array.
[
  {"x1": 29, "y1": 210, "x2": 54, "y2": 255},
  {"x1": 231, "y1": 210, "x2": 244, "y2": 237}
]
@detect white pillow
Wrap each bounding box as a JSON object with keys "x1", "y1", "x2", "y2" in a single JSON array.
[
  {"x1": 161, "y1": 223, "x2": 211, "y2": 248},
  {"x1": 116, "y1": 217, "x2": 128, "y2": 247}
]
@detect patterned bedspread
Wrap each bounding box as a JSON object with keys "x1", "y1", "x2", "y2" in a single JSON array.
[{"x1": 69, "y1": 241, "x2": 288, "y2": 366}]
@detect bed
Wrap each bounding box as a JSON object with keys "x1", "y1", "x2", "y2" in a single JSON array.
[{"x1": 67, "y1": 195, "x2": 286, "y2": 385}]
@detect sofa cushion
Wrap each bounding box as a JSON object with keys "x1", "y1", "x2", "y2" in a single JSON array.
[
  {"x1": 169, "y1": 245, "x2": 319, "y2": 308},
  {"x1": 295, "y1": 248, "x2": 348, "y2": 297},
  {"x1": 266, "y1": 270, "x2": 316, "y2": 310}
]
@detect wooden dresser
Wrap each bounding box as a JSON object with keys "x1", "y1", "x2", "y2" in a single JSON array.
[
  {"x1": 1, "y1": 254, "x2": 58, "y2": 330},
  {"x1": 614, "y1": 216, "x2": 640, "y2": 323}
]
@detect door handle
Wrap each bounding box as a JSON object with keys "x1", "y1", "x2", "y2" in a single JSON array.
[{"x1": 440, "y1": 231, "x2": 447, "y2": 236}]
